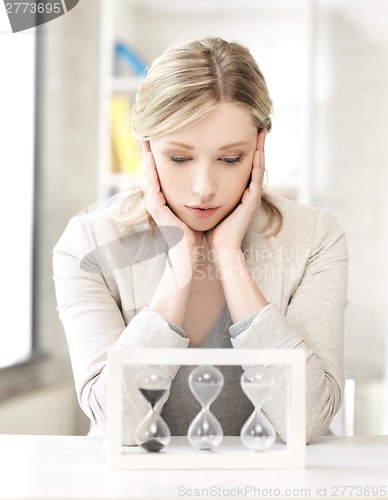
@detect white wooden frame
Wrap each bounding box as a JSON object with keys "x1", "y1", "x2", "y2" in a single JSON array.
[{"x1": 107, "y1": 348, "x2": 306, "y2": 469}]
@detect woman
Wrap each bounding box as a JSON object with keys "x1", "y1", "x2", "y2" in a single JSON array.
[{"x1": 53, "y1": 37, "x2": 348, "y2": 444}]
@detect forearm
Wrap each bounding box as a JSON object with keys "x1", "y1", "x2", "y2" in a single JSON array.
[
  {"x1": 214, "y1": 249, "x2": 268, "y2": 323},
  {"x1": 148, "y1": 238, "x2": 198, "y2": 327},
  {"x1": 232, "y1": 315, "x2": 343, "y2": 443},
  {"x1": 75, "y1": 307, "x2": 191, "y2": 443}
]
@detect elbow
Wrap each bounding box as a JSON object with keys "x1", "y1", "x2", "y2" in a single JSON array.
[
  {"x1": 78, "y1": 377, "x2": 153, "y2": 446},
  {"x1": 305, "y1": 375, "x2": 344, "y2": 444},
  {"x1": 77, "y1": 382, "x2": 107, "y2": 435},
  {"x1": 271, "y1": 374, "x2": 344, "y2": 445}
]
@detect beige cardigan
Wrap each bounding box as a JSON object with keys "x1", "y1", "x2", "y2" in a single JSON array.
[{"x1": 53, "y1": 193, "x2": 348, "y2": 444}]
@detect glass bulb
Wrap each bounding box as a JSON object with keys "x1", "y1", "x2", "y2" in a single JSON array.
[
  {"x1": 187, "y1": 365, "x2": 224, "y2": 451},
  {"x1": 240, "y1": 366, "x2": 276, "y2": 451},
  {"x1": 134, "y1": 366, "x2": 171, "y2": 452}
]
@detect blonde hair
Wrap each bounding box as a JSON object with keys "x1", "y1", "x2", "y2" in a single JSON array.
[{"x1": 113, "y1": 36, "x2": 282, "y2": 236}]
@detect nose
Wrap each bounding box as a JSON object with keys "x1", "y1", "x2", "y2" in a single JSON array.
[{"x1": 191, "y1": 165, "x2": 216, "y2": 200}]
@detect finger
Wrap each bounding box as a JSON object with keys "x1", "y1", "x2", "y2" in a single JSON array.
[
  {"x1": 257, "y1": 128, "x2": 267, "y2": 151},
  {"x1": 141, "y1": 141, "x2": 151, "y2": 173},
  {"x1": 244, "y1": 154, "x2": 263, "y2": 207},
  {"x1": 144, "y1": 152, "x2": 157, "y2": 199},
  {"x1": 145, "y1": 152, "x2": 165, "y2": 214},
  {"x1": 255, "y1": 130, "x2": 266, "y2": 164},
  {"x1": 255, "y1": 131, "x2": 266, "y2": 182},
  {"x1": 145, "y1": 151, "x2": 158, "y2": 186},
  {"x1": 252, "y1": 148, "x2": 265, "y2": 184},
  {"x1": 251, "y1": 153, "x2": 264, "y2": 193},
  {"x1": 141, "y1": 140, "x2": 151, "y2": 155},
  {"x1": 142, "y1": 141, "x2": 152, "y2": 179}
]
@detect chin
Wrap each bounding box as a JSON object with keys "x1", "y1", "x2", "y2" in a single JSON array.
[
  {"x1": 186, "y1": 213, "x2": 224, "y2": 231},
  {"x1": 188, "y1": 221, "x2": 216, "y2": 232}
]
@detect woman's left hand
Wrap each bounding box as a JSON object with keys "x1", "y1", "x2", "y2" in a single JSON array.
[{"x1": 205, "y1": 128, "x2": 266, "y2": 252}]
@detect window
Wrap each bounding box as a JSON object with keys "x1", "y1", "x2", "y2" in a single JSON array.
[{"x1": 0, "y1": 12, "x2": 37, "y2": 368}]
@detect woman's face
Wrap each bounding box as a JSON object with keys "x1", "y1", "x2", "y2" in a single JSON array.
[{"x1": 149, "y1": 102, "x2": 258, "y2": 231}]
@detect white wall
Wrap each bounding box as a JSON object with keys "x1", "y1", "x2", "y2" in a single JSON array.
[
  {"x1": 309, "y1": 0, "x2": 388, "y2": 433},
  {"x1": 0, "y1": 382, "x2": 78, "y2": 435},
  {"x1": 0, "y1": 8, "x2": 35, "y2": 368}
]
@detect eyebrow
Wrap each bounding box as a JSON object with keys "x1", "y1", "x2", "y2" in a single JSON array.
[{"x1": 165, "y1": 141, "x2": 250, "y2": 151}]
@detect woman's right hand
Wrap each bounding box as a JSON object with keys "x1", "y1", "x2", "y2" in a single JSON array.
[{"x1": 142, "y1": 141, "x2": 204, "y2": 252}]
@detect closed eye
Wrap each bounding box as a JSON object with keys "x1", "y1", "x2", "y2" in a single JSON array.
[
  {"x1": 169, "y1": 155, "x2": 191, "y2": 163},
  {"x1": 220, "y1": 156, "x2": 243, "y2": 164}
]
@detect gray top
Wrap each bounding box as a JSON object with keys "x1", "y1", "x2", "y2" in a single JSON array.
[{"x1": 161, "y1": 304, "x2": 254, "y2": 436}]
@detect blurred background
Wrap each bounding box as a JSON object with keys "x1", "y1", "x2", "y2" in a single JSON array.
[{"x1": 0, "y1": 0, "x2": 387, "y2": 437}]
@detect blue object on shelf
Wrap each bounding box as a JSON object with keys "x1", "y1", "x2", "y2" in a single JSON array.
[{"x1": 114, "y1": 42, "x2": 147, "y2": 76}]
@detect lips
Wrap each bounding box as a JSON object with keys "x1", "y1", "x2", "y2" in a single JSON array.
[{"x1": 186, "y1": 205, "x2": 219, "y2": 219}]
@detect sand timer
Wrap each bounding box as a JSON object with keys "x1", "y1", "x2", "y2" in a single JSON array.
[
  {"x1": 240, "y1": 366, "x2": 276, "y2": 451},
  {"x1": 134, "y1": 366, "x2": 171, "y2": 452},
  {"x1": 187, "y1": 365, "x2": 224, "y2": 451}
]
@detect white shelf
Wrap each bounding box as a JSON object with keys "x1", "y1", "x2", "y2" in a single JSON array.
[
  {"x1": 108, "y1": 76, "x2": 142, "y2": 93},
  {"x1": 128, "y1": 0, "x2": 298, "y2": 14}
]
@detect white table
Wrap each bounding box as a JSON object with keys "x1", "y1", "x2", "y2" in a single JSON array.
[{"x1": 0, "y1": 434, "x2": 387, "y2": 499}]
